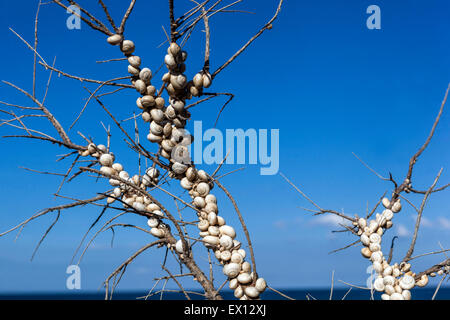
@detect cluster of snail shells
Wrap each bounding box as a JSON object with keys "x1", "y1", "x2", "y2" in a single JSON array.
[
  {"x1": 355, "y1": 197, "x2": 429, "y2": 300},
  {"x1": 80, "y1": 141, "x2": 167, "y2": 238},
  {"x1": 107, "y1": 36, "x2": 265, "y2": 299}
]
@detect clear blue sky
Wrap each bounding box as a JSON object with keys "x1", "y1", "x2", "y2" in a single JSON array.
[{"x1": 0, "y1": 0, "x2": 448, "y2": 294}]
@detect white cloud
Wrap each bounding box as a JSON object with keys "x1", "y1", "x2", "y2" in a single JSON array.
[
  {"x1": 437, "y1": 217, "x2": 450, "y2": 230},
  {"x1": 409, "y1": 214, "x2": 433, "y2": 227},
  {"x1": 397, "y1": 224, "x2": 410, "y2": 237},
  {"x1": 311, "y1": 214, "x2": 345, "y2": 227}
]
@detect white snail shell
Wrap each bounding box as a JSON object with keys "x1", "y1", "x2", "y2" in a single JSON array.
[
  {"x1": 150, "y1": 121, "x2": 163, "y2": 136},
  {"x1": 361, "y1": 247, "x2": 372, "y2": 259},
  {"x1": 134, "y1": 79, "x2": 147, "y2": 94},
  {"x1": 244, "y1": 287, "x2": 259, "y2": 299},
  {"x1": 373, "y1": 277, "x2": 385, "y2": 292},
  {"x1": 128, "y1": 55, "x2": 141, "y2": 68},
  {"x1": 147, "y1": 133, "x2": 162, "y2": 143},
  {"x1": 155, "y1": 97, "x2": 165, "y2": 109},
  {"x1": 132, "y1": 202, "x2": 146, "y2": 212},
  {"x1": 193, "y1": 73, "x2": 203, "y2": 88},
  {"x1": 197, "y1": 170, "x2": 209, "y2": 181},
  {"x1": 402, "y1": 289, "x2": 411, "y2": 300},
  {"x1": 231, "y1": 252, "x2": 244, "y2": 264},
  {"x1": 142, "y1": 112, "x2": 151, "y2": 122},
  {"x1": 358, "y1": 218, "x2": 367, "y2": 229},
  {"x1": 203, "y1": 235, "x2": 219, "y2": 246},
  {"x1": 416, "y1": 274, "x2": 428, "y2": 287},
  {"x1": 219, "y1": 225, "x2": 236, "y2": 239},
  {"x1": 381, "y1": 294, "x2": 390, "y2": 300},
  {"x1": 100, "y1": 166, "x2": 115, "y2": 176},
  {"x1": 382, "y1": 197, "x2": 390, "y2": 208},
  {"x1": 99, "y1": 153, "x2": 114, "y2": 166},
  {"x1": 120, "y1": 40, "x2": 135, "y2": 54},
  {"x1": 172, "y1": 162, "x2": 188, "y2": 175},
  {"x1": 204, "y1": 202, "x2": 218, "y2": 214},
  {"x1": 196, "y1": 182, "x2": 210, "y2": 197},
  {"x1": 169, "y1": 42, "x2": 181, "y2": 56},
  {"x1": 384, "y1": 284, "x2": 395, "y2": 295},
  {"x1": 360, "y1": 234, "x2": 370, "y2": 246},
  {"x1": 392, "y1": 200, "x2": 402, "y2": 213},
  {"x1": 373, "y1": 261, "x2": 383, "y2": 274},
  {"x1": 369, "y1": 243, "x2": 381, "y2": 252},
  {"x1": 175, "y1": 239, "x2": 186, "y2": 254},
  {"x1": 220, "y1": 250, "x2": 231, "y2": 261},
  {"x1": 186, "y1": 167, "x2": 197, "y2": 181},
  {"x1": 223, "y1": 263, "x2": 240, "y2": 278},
  {"x1": 371, "y1": 251, "x2": 383, "y2": 263},
  {"x1": 234, "y1": 286, "x2": 244, "y2": 299},
  {"x1": 237, "y1": 273, "x2": 252, "y2": 284},
  {"x1": 128, "y1": 65, "x2": 140, "y2": 76},
  {"x1": 139, "y1": 68, "x2": 152, "y2": 83},
  {"x1": 205, "y1": 194, "x2": 217, "y2": 204},
  {"x1": 217, "y1": 216, "x2": 226, "y2": 226},
  {"x1": 150, "y1": 227, "x2": 165, "y2": 238},
  {"x1": 150, "y1": 109, "x2": 165, "y2": 124},
  {"x1": 180, "y1": 177, "x2": 193, "y2": 190},
  {"x1": 399, "y1": 275, "x2": 415, "y2": 290},
  {"x1": 164, "y1": 54, "x2": 177, "y2": 68},
  {"x1": 219, "y1": 235, "x2": 233, "y2": 250},
  {"x1": 202, "y1": 73, "x2": 212, "y2": 88},
  {"x1": 208, "y1": 226, "x2": 220, "y2": 236},
  {"x1": 171, "y1": 74, "x2": 187, "y2": 90},
  {"x1": 383, "y1": 276, "x2": 395, "y2": 286},
  {"x1": 107, "y1": 34, "x2": 122, "y2": 45},
  {"x1": 383, "y1": 266, "x2": 393, "y2": 276},
  {"x1": 229, "y1": 278, "x2": 239, "y2": 290},
  {"x1": 141, "y1": 95, "x2": 155, "y2": 108},
  {"x1": 255, "y1": 278, "x2": 267, "y2": 292},
  {"x1": 241, "y1": 261, "x2": 251, "y2": 273},
  {"x1": 194, "y1": 197, "x2": 206, "y2": 208},
  {"x1": 390, "y1": 293, "x2": 404, "y2": 300},
  {"x1": 382, "y1": 209, "x2": 394, "y2": 221},
  {"x1": 147, "y1": 218, "x2": 159, "y2": 228},
  {"x1": 198, "y1": 220, "x2": 209, "y2": 231},
  {"x1": 238, "y1": 249, "x2": 247, "y2": 260},
  {"x1": 171, "y1": 99, "x2": 185, "y2": 112}
]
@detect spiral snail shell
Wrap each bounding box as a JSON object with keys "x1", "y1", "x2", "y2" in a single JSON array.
[
  {"x1": 223, "y1": 263, "x2": 240, "y2": 278},
  {"x1": 107, "y1": 34, "x2": 122, "y2": 45}
]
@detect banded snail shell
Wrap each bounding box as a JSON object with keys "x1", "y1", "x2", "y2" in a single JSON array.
[
  {"x1": 171, "y1": 99, "x2": 185, "y2": 112},
  {"x1": 128, "y1": 55, "x2": 141, "y2": 68},
  {"x1": 146, "y1": 85, "x2": 156, "y2": 96},
  {"x1": 150, "y1": 109, "x2": 165, "y2": 123},
  {"x1": 231, "y1": 252, "x2": 244, "y2": 264},
  {"x1": 120, "y1": 40, "x2": 135, "y2": 54},
  {"x1": 155, "y1": 97, "x2": 165, "y2": 109},
  {"x1": 392, "y1": 200, "x2": 402, "y2": 213},
  {"x1": 169, "y1": 42, "x2": 181, "y2": 56},
  {"x1": 234, "y1": 286, "x2": 244, "y2": 299},
  {"x1": 229, "y1": 278, "x2": 239, "y2": 290},
  {"x1": 128, "y1": 65, "x2": 140, "y2": 76},
  {"x1": 186, "y1": 167, "x2": 197, "y2": 181},
  {"x1": 141, "y1": 95, "x2": 155, "y2": 108},
  {"x1": 223, "y1": 263, "x2": 240, "y2": 278},
  {"x1": 164, "y1": 54, "x2": 177, "y2": 69},
  {"x1": 220, "y1": 250, "x2": 231, "y2": 261},
  {"x1": 134, "y1": 79, "x2": 147, "y2": 94},
  {"x1": 139, "y1": 68, "x2": 152, "y2": 83},
  {"x1": 196, "y1": 182, "x2": 210, "y2": 197},
  {"x1": 205, "y1": 194, "x2": 217, "y2": 204},
  {"x1": 171, "y1": 74, "x2": 187, "y2": 90},
  {"x1": 150, "y1": 121, "x2": 163, "y2": 135},
  {"x1": 172, "y1": 162, "x2": 188, "y2": 175},
  {"x1": 203, "y1": 235, "x2": 219, "y2": 246},
  {"x1": 193, "y1": 196, "x2": 206, "y2": 208}
]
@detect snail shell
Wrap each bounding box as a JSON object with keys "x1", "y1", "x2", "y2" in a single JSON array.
[
  {"x1": 180, "y1": 51, "x2": 188, "y2": 61},
  {"x1": 169, "y1": 42, "x2": 181, "y2": 56},
  {"x1": 217, "y1": 216, "x2": 226, "y2": 227},
  {"x1": 244, "y1": 287, "x2": 259, "y2": 299},
  {"x1": 416, "y1": 274, "x2": 428, "y2": 287},
  {"x1": 255, "y1": 278, "x2": 267, "y2": 292},
  {"x1": 146, "y1": 85, "x2": 156, "y2": 96},
  {"x1": 229, "y1": 278, "x2": 239, "y2": 290},
  {"x1": 134, "y1": 79, "x2": 147, "y2": 94},
  {"x1": 223, "y1": 263, "x2": 240, "y2": 278},
  {"x1": 207, "y1": 212, "x2": 217, "y2": 226},
  {"x1": 193, "y1": 196, "x2": 206, "y2": 208},
  {"x1": 383, "y1": 276, "x2": 395, "y2": 286},
  {"x1": 399, "y1": 275, "x2": 415, "y2": 290},
  {"x1": 203, "y1": 235, "x2": 219, "y2": 246},
  {"x1": 360, "y1": 234, "x2": 370, "y2": 246},
  {"x1": 171, "y1": 74, "x2": 187, "y2": 90},
  {"x1": 99, "y1": 153, "x2": 114, "y2": 166},
  {"x1": 128, "y1": 55, "x2": 141, "y2": 68},
  {"x1": 132, "y1": 202, "x2": 146, "y2": 212},
  {"x1": 241, "y1": 261, "x2": 251, "y2": 273},
  {"x1": 150, "y1": 121, "x2": 163, "y2": 136},
  {"x1": 358, "y1": 218, "x2": 367, "y2": 229},
  {"x1": 220, "y1": 235, "x2": 233, "y2": 250},
  {"x1": 164, "y1": 54, "x2": 177, "y2": 69},
  {"x1": 373, "y1": 261, "x2": 383, "y2": 274},
  {"x1": 392, "y1": 200, "x2": 402, "y2": 213},
  {"x1": 196, "y1": 182, "x2": 210, "y2": 197},
  {"x1": 150, "y1": 227, "x2": 165, "y2": 238},
  {"x1": 165, "y1": 105, "x2": 177, "y2": 120},
  {"x1": 163, "y1": 123, "x2": 172, "y2": 137},
  {"x1": 146, "y1": 167, "x2": 160, "y2": 179},
  {"x1": 237, "y1": 273, "x2": 252, "y2": 284},
  {"x1": 373, "y1": 277, "x2": 385, "y2": 292},
  {"x1": 402, "y1": 289, "x2": 411, "y2": 300},
  {"x1": 120, "y1": 40, "x2": 135, "y2": 54},
  {"x1": 198, "y1": 220, "x2": 209, "y2": 231},
  {"x1": 171, "y1": 99, "x2": 185, "y2": 112},
  {"x1": 139, "y1": 68, "x2": 152, "y2": 83},
  {"x1": 368, "y1": 220, "x2": 379, "y2": 233},
  {"x1": 147, "y1": 132, "x2": 162, "y2": 143},
  {"x1": 382, "y1": 209, "x2": 394, "y2": 221},
  {"x1": 150, "y1": 109, "x2": 165, "y2": 123},
  {"x1": 220, "y1": 225, "x2": 236, "y2": 239},
  {"x1": 128, "y1": 65, "x2": 140, "y2": 76},
  {"x1": 220, "y1": 250, "x2": 231, "y2": 261},
  {"x1": 162, "y1": 72, "x2": 171, "y2": 82},
  {"x1": 371, "y1": 251, "x2": 383, "y2": 263},
  {"x1": 234, "y1": 286, "x2": 244, "y2": 299},
  {"x1": 107, "y1": 34, "x2": 122, "y2": 45},
  {"x1": 147, "y1": 218, "x2": 159, "y2": 228},
  {"x1": 202, "y1": 72, "x2": 212, "y2": 88},
  {"x1": 382, "y1": 197, "x2": 390, "y2": 208},
  {"x1": 384, "y1": 284, "x2": 395, "y2": 295},
  {"x1": 204, "y1": 202, "x2": 218, "y2": 214},
  {"x1": 190, "y1": 85, "x2": 200, "y2": 97},
  {"x1": 390, "y1": 293, "x2": 404, "y2": 300},
  {"x1": 175, "y1": 239, "x2": 186, "y2": 254},
  {"x1": 180, "y1": 177, "x2": 193, "y2": 190},
  {"x1": 383, "y1": 266, "x2": 393, "y2": 276},
  {"x1": 205, "y1": 194, "x2": 217, "y2": 204},
  {"x1": 381, "y1": 294, "x2": 390, "y2": 300},
  {"x1": 208, "y1": 226, "x2": 220, "y2": 236},
  {"x1": 400, "y1": 262, "x2": 411, "y2": 272},
  {"x1": 193, "y1": 73, "x2": 203, "y2": 88},
  {"x1": 172, "y1": 162, "x2": 188, "y2": 175},
  {"x1": 141, "y1": 95, "x2": 155, "y2": 108},
  {"x1": 100, "y1": 166, "x2": 115, "y2": 176},
  {"x1": 155, "y1": 97, "x2": 165, "y2": 109},
  {"x1": 186, "y1": 167, "x2": 197, "y2": 181},
  {"x1": 109, "y1": 179, "x2": 120, "y2": 186},
  {"x1": 231, "y1": 252, "x2": 244, "y2": 264},
  {"x1": 369, "y1": 243, "x2": 381, "y2": 252},
  {"x1": 361, "y1": 247, "x2": 372, "y2": 259},
  {"x1": 136, "y1": 97, "x2": 143, "y2": 109},
  {"x1": 385, "y1": 220, "x2": 393, "y2": 229},
  {"x1": 199, "y1": 231, "x2": 209, "y2": 237},
  {"x1": 142, "y1": 112, "x2": 151, "y2": 122},
  {"x1": 113, "y1": 188, "x2": 122, "y2": 197}
]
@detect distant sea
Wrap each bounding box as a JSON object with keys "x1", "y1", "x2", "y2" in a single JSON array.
[{"x1": 0, "y1": 288, "x2": 449, "y2": 300}]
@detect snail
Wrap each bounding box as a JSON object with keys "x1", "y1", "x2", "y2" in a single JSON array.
[
  {"x1": 416, "y1": 274, "x2": 428, "y2": 287},
  {"x1": 255, "y1": 278, "x2": 267, "y2": 292},
  {"x1": 399, "y1": 275, "x2": 415, "y2": 290},
  {"x1": 128, "y1": 55, "x2": 141, "y2": 68},
  {"x1": 202, "y1": 72, "x2": 212, "y2": 88},
  {"x1": 223, "y1": 263, "x2": 240, "y2": 278},
  {"x1": 229, "y1": 278, "x2": 239, "y2": 290},
  {"x1": 360, "y1": 234, "x2": 370, "y2": 246},
  {"x1": 186, "y1": 167, "x2": 197, "y2": 181},
  {"x1": 146, "y1": 85, "x2": 156, "y2": 96},
  {"x1": 237, "y1": 273, "x2": 252, "y2": 284},
  {"x1": 128, "y1": 65, "x2": 140, "y2": 76},
  {"x1": 207, "y1": 212, "x2": 217, "y2": 226},
  {"x1": 139, "y1": 68, "x2": 152, "y2": 83},
  {"x1": 175, "y1": 239, "x2": 187, "y2": 254},
  {"x1": 172, "y1": 162, "x2": 188, "y2": 175},
  {"x1": 221, "y1": 250, "x2": 231, "y2": 261},
  {"x1": 392, "y1": 200, "x2": 402, "y2": 213},
  {"x1": 150, "y1": 121, "x2": 163, "y2": 136},
  {"x1": 164, "y1": 54, "x2": 177, "y2": 69},
  {"x1": 120, "y1": 40, "x2": 135, "y2": 54},
  {"x1": 171, "y1": 74, "x2": 187, "y2": 90},
  {"x1": 193, "y1": 196, "x2": 206, "y2": 208},
  {"x1": 220, "y1": 225, "x2": 236, "y2": 238},
  {"x1": 202, "y1": 235, "x2": 219, "y2": 246},
  {"x1": 244, "y1": 287, "x2": 259, "y2": 299},
  {"x1": 99, "y1": 153, "x2": 114, "y2": 166},
  {"x1": 390, "y1": 293, "x2": 404, "y2": 300},
  {"x1": 373, "y1": 277, "x2": 385, "y2": 292},
  {"x1": 134, "y1": 79, "x2": 147, "y2": 95},
  {"x1": 142, "y1": 112, "x2": 151, "y2": 122},
  {"x1": 107, "y1": 34, "x2": 122, "y2": 45},
  {"x1": 150, "y1": 227, "x2": 165, "y2": 238},
  {"x1": 169, "y1": 42, "x2": 181, "y2": 56},
  {"x1": 155, "y1": 97, "x2": 165, "y2": 109},
  {"x1": 147, "y1": 133, "x2": 163, "y2": 143},
  {"x1": 150, "y1": 109, "x2": 165, "y2": 123},
  {"x1": 141, "y1": 95, "x2": 155, "y2": 108},
  {"x1": 234, "y1": 286, "x2": 244, "y2": 299},
  {"x1": 147, "y1": 218, "x2": 159, "y2": 228},
  {"x1": 100, "y1": 166, "x2": 115, "y2": 176},
  {"x1": 382, "y1": 197, "x2": 390, "y2": 208},
  {"x1": 193, "y1": 73, "x2": 203, "y2": 88},
  {"x1": 241, "y1": 261, "x2": 251, "y2": 273},
  {"x1": 361, "y1": 247, "x2": 372, "y2": 259},
  {"x1": 196, "y1": 182, "x2": 210, "y2": 197},
  {"x1": 180, "y1": 177, "x2": 193, "y2": 190},
  {"x1": 219, "y1": 235, "x2": 233, "y2": 250},
  {"x1": 231, "y1": 252, "x2": 244, "y2": 264}
]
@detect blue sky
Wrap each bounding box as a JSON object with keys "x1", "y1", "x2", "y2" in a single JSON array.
[{"x1": 0, "y1": 0, "x2": 449, "y2": 295}]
